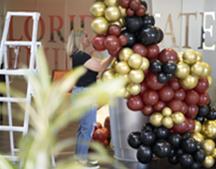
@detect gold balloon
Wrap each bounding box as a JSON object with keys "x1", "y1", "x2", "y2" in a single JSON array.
[
  {"x1": 202, "y1": 121, "x2": 216, "y2": 139},
  {"x1": 128, "y1": 53, "x2": 143, "y2": 69},
  {"x1": 162, "y1": 117, "x2": 174, "y2": 129},
  {"x1": 127, "y1": 83, "x2": 141, "y2": 96},
  {"x1": 203, "y1": 139, "x2": 215, "y2": 155},
  {"x1": 119, "y1": 48, "x2": 133, "y2": 61},
  {"x1": 111, "y1": 20, "x2": 122, "y2": 27},
  {"x1": 102, "y1": 70, "x2": 115, "y2": 81},
  {"x1": 118, "y1": 18, "x2": 125, "y2": 27},
  {"x1": 178, "y1": 52, "x2": 184, "y2": 62},
  {"x1": 171, "y1": 112, "x2": 185, "y2": 125},
  {"x1": 181, "y1": 75, "x2": 198, "y2": 89},
  {"x1": 193, "y1": 132, "x2": 205, "y2": 143},
  {"x1": 91, "y1": 17, "x2": 109, "y2": 35},
  {"x1": 201, "y1": 62, "x2": 212, "y2": 77},
  {"x1": 194, "y1": 51, "x2": 203, "y2": 61},
  {"x1": 118, "y1": 6, "x2": 127, "y2": 17},
  {"x1": 175, "y1": 62, "x2": 190, "y2": 79},
  {"x1": 140, "y1": 57, "x2": 150, "y2": 71},
  {"x1": 150, "y1": 113, "x2": 163, "y2": 127},
  {"x1": 118, "y1": 87, "x2": 130, "y2": 98},
  {"x1": 105, "y1": 6, "x2": 121, "y2": 22},
  {"x1": 162, "y1": 107, "x2": 172, "y2": 117},
  {"x1": 203, "y1": 156, "x2": 215, "y2": 168},
  {"x1": 116, "y1": 74, "x2": 130, "y2": 84},
  {"x1": 115, "y1": 61, "x2": 130, "y2": 75},
  {"x1": 129, "y1": 70, "x2": 145, "y2": 84},
  {"x1": 183, "y1": 50, "x2": 197, "y2": 65},
  {"x1": 191, "y1": 62, "x2": 204, "y2": 77},
  {"x1": 104, "y1": 0, "x2": 118, "y2": 6},
  {"x1": 194, "y1": 121, "x2": 202, "y2": 133},
  {"x1": 90, "y1": 2, "x2": 106, "y2": 17},
  {"x1": 208, "y1": 76, "x2": 213, "y2": 86}
]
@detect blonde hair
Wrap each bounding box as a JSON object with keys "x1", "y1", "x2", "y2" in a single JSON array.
[{"x1": 66, "y1": 29, "x2": 84, "y2": 57}]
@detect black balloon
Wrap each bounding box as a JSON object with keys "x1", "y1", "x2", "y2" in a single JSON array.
[
  {"x1": 155, "y1": 127, "x2": 170, "y2": 139},
  {"x1": 179, "y1": 154, "x2": 194, "y2": 168},
  {"x1": 153, "y1": 140, "x2": 171, "y2": 158},
  {"x1": 125, "y1": 16, "x2": 143, "y2": 33},
  {"x1": 177, "y1": 149, "x2": 184, "y2": 159},
  {"x1": 198, "y1": 106, "x2": 210, "y2": 117},
  {"x1": 181, "y1": 138, "x2": 197, "y2": 154},
  {"x1": 128, "y1": 132, "x2": 142, "y2": 149},
  {"x1": 141, "y1": 131, "x2": 156, "y2": 146},
  {"x1": 142, "y1": 15, "x2": 155, "y2": 27},
  {"x1": 137, "y1": 146, "x2": 153, "y2": 164},
  {"x1": 168, "y1": 134, "x2": 182, "y2": 148},
  {"x1": 157, "y1": 73, "x2": 169, "y2": 84},
  {"x1": 122, "y1": 30, "x2": 136, "y2": 47},
  {"x1": 194, "y1": 149, "x2": 206, "y2": 163},
  {"x1": 207, "y1": 111, "x2": 216, "y2": 120},
  {"x1": 166, "y1": 73, "x2": 174, "y2": 80},
  {"x1": 142, "y1": 124, "x2": 154, "y2": 132},
  {"x1": 140, "y1": 0, "x2": 148, "y2": 9},
  {"x1": 162, "y1": 63, "x2": 177, "y2": 74},
  {"x1": 168, "y1": 155, "x2": 179, "y2": 165},
  {"x1": 155, "y1": 27, "x2": 164, "y2": 43},
  {"x1": 150, "y1": 60, "x2": 162, "y2": 73},
  {"x1": 195, "y1": 116, "x2": 205, "y2": 123},
  {"x1": 138, "y1": 26, "x2": 158, "y2": 46},
  {"x1": 182, "y1": 133, "x2": 192, "y2": 140},
  {"x1": 192, "y1": 162, "x2": 202, "y2": 169}
]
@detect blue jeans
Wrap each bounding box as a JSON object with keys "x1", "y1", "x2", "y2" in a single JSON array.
[{"x1": 72, "y1": 87, "x2": 97, "y2": 160}]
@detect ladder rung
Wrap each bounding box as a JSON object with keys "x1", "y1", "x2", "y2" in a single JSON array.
[
  {"x1": 7, "y1": 12, "x2": 39, "y2": 17},
  {"x1": 0, "y1": 69, "x2": 37, "y2": 75},
  {"x1": 5, "y1": 41, "x2": 41, "y2": 47},
  {"x1": 0, "y1": 97, "x2": 27, "y2": 103},
  {"x1": 0, "y1": 125, "x2": 24, "y2": 132}
]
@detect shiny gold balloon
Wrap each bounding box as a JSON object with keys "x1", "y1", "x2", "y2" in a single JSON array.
[
  {"x1": 118, "y1": 18, "x2": 125, "y2": 27},
  {"x1": 171, "y1": 112, "x2": 185, "y2": 125},
  {"x1": 104, "y1": 0, "x2": 118, "y2": 6},
  {"x1": 118, "y1": 6, "x2": 127, "y2": 17},
  {"x1": 181, "y1": 75, "x2": 198, "y2": 89},
  {"x1": 175, "y1": 62, "x2": 190, "y2": 79},
  {"x1": 140, "y1": 57, "x2": 150, "y2": 71},
  {"x1": 203, "y1": 139, "x2": 215, "y2": 155},
  {"x1": 201, "y1": 62, "x2": 212, "y2": 77},
  {"x1": 119, "y1": 48, "x2": 134, "y2": 61},
  {"x1": 212, "y1": 149, "x2": 216, "y2": 158},
  {"x1": 191, "y1": 62, "x2": 204, "y2": 77},
  {"x1": 127, "y1": 83, "x2": 141, "y2": 96},
  {"x1": 203, "y1": 156, "x2": 215, "y2": 168},
  {"x1": 194, "y1": 51, "x2": 203, "y2": 61},
  {"x1": 116, "y1": 74, "x2": 130, "y2": 84},
  {"x1": 115, "y1": 61, "x2": 130, "y2": 75},
  {"x1": 118, "y1": 87, "x2": 130, "y2": 98},
  {"x1": 202, "y1": 121, "x2": 216, "y2": 139},
  {"x1": 193, "y1": 132, "x2": 205, "y2": 143},
  {"x1": 91, "y1": 17, "x2": 109, "y2": 35},
  {"x1": 178, "y1": 52, "x2": 184, "y2": 62},
  {"x1": 208, "y1": 76, "x2": 213, "y2": 86},
  {"x1": 102, "y1": 70, "x2": 115, "y2": 81},
  {"x1": 150, "y1": 113, "x2": 163, "y2": 127},
  {"x1": 105, "y1": 6, "x2": 121, "y2": 22},
  {"x1": 111, "y1": 20, "x2": 122, "y2": 27},
  {"x1": 128, "y1": 53, "x2": 143, "y2": 69},
  {"x1": 195, "y1": 121, "x2": 202, "y2": 133},
  {"x1": 90, "y1": 2, "x2": 106, "y2": 17},
  {"x1": 129, "y1": 70, "x2": 145, "y2": 84},
  {"x1": 162, "y1": 107, "x2": 172, "y2": 117},
  {"x1": 162, "y1": 117, "x2": 174, "y2": 129},
  {"x1": 183, "y1": 50, "x2": 197, "y2": 65}
]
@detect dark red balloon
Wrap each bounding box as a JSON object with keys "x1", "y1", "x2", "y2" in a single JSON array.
[
  {"x1": 127, "y1": 95, "x2": 144, "y2": 111},
  {"x1": 133, "y1": 43, "x2": 148, "y2": 57},
  {"x1": 154, "y1": 101, "x2": 166, "y2": 112},
  {"x1": 142, "y1": 105, "x2": 153, "y2": 116},
  {"x1": 185, "y1": 90, "x2": 200, "y2": 105},
  {"x1": 119, "y1": 0, "x2": 131, "y2": 8},
  {"x1": 195, "y1": 78, "x2": 209, "y2": 94},
  {"x1": 104, "y1": 35, "x2": 121, "y2": 51},
  {"x1": 199, "y1": 93, "x2": 210, "y2": 106},
  {"x1": 95, "y1": 122, "x2": 102, "y2": 130},
  {"x1": 92, "y1": 36, "x2": 106, "y2": 51},
  {"x1": 108, "y1": 25, "x2": 121, "y2": 36},
  {"x1": 175, "y1": 89, "x2": 186, "y2": 101},
  {"x1": 186, "y1": 105, "x2": 199, "y2": 119},
  {"x1": 93, "y1": 128, "x2": 108, "y2": 143},
  {"x1": 159, "y1": 48, "x2": 178, "y2": 63},
  {"x1": 119, "y1": 35, "x2": 128, "y2": 46},
  {"x1": 142, "y1": 90, "x2": 159, "y2": 106},
  {"x1": 172, "y1": 121, "x2": 189, "y2": 134},
  {"x1": 136, "y1": 7, "x2": 146, "y2": 16},
  {"x1": 181, "y1": 102, "x2": 188, "y2": 114},
  {"x1": 104, "y1": 116, "x2": 110, "y2": 131},
  {"x1": 169, "y1": 100, "x2": 183, "y2": 112},
  {"x1": 126, "y1": 8, "x2": 135, "y2": 16},
  {"x1": 108, "y1": 47, "x2": 121, "y2": 57},
  {"x1": 130, "y1": 0, "x2": 140, "y2": 10},
  {"x1": 147, "y1": 45, "x2": 160, "y2": 60},
  {"x1": 169, "y1": 78, "x2": 181, "y2": 90},
  {"x1": 146, "y1": 73, "x2": 164, "y2": 90},
  {"x1": 186, "y1": 119, "x2": 195, "y2": 132},
  {"x1": 159, "y1": 86, "x2": 175, "y2": 102},
  {"x1": 141, "y1": 82, "x2": 148, "y2": 93}
]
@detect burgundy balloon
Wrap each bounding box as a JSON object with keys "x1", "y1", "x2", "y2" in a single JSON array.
[
  {"x1": 108, "y1": 47, "x2": 121, "y2": 57},
  {"x1": 186, "y1": 119, "x2": 195, "y2": 132},
  {"x1": 104, "y1": 35, "x2": 121, "y2": 51},
  {"x1": 181, "y1": 102, "x2": 188, "y2": 114},
  {"x1": 199, "y1": 93, "x2": 210, "y2": 106},
  {"x1": 133, "y1": 43, "x2": 148, "y2": 57},
  {"x1": 147, "y1": 45, "x2": 160, "y2": 60},
  {"x1": 127, "y1": 95, "x2": 144, "y2": 111},
  {"x1": 142, "y1": 90, "x2": 159, "y2": 106},
  {"x1": 129, "y1": 0, "x2": 140, "y2": 11},
  {"x1": 141, "y1": 82, "x2": 148, "y2": 93},
  {"x1": 159, "y1": 86, "x2": 175, "y2": 102},
  {"x1": 154, "y1": 101, "x2": 166, "y2": 112},
  {"x1": 142, "y1": 105, "x2": 153, "y2": 116},
  {"x1": 195, "y1": 78, "x2": 209, "y2": 94},
  {"x1": 175, "y1": 88, "x2": 186, "y2": 101},
  {"x1": 136, "y1": 7, "x2": 146, "y2": 16},
  {"x1": 108, "y1": 25, "x2": 121, "y2": 36},
  {"x1": 185, "y1": 90, "x2": 200, "y2": 105},
  {"x1": 169, "y1": 78, "x2": 181, "y2": 90},
  {"x1": 158, "y1": 48, "x2": 178, "y2": 63},
  {"x1": 119, "y1": 0, "x2": 131, "y2": 8},
  {"x1": 126, "y1": 8, "x2": 135, "y2": 16},
  {"x1": 92, "y1": 36, "x2": 106, "y2": 51},
  {"x1": 186, "y1": 105, "x2": 199, "y2": 119},
  {"x1": 119, "y1": 35, "x2": 128, "y2": 46},
  {"x1": 146, "y1": 73, "x2": 164, "y2": 90},
  {"x1": 169, "y1": 100, "x2": 183, "y2": 112},
  {"x1": 172, "y1": 121, "x2": 189, "y2": 134}
]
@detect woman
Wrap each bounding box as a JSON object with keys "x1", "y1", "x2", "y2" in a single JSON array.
[{"x1": 67, "y1": 29, "x2": 113, "y2": 169}]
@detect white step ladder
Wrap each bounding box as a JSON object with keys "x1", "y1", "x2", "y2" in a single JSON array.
[{"x1": 0, "y1": 11, "x2": 41, "y2": 161}]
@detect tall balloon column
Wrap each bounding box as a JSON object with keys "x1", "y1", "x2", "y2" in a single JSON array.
[{"x1": 89, "y1": 0, "x2": 215, "y2": 169}]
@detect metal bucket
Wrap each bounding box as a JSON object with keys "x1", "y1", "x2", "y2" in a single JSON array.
[{"x1": 109, "y1": 98, "x2": 148, "y2": 162}]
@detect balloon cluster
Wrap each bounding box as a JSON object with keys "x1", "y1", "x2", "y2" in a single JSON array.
[{"x1": 128, "y1": 124, "x2": 207, "y2": 169}]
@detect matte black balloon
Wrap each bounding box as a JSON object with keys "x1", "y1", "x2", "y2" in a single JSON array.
[
  {"x1": 192, "y1": 162, "x2": 202, "y2": 169},
  {"x1": 198, "y1": 106, "x2": 210, "y2": 117},
  {"x1": 142, "y1": 15, "x2": 155, "y2": 27},
  {"x1": 168, "y1": 155, "x2": 179, "y2": 165},
  {"x1": 139, "y1": 26, "x2": 158, "y2": 46},
  {"x1": 162, "y1": 63, "x2": 177, "y2": 74},
  {"x1": 157, "y1": 73, "x2": 169, "y2": 84},
  {"x1": 153, "y1": 140, "x2": 171, "y2": 158},
  {"x1": 207, "y1": 111, "x2": 216, "y2": 120},
  {"x1": 179, "y1": 154, "x2": 194, "y2": 168},
  {"x1": 122, "y1": 30, "x2": 136, "y2": 47},
  {"x1": 168, "y1": 134, "x2": 182, "y2": 148},
  {"x1": 125, "y1": 16, "x2": 143, "y2": 33},
  {"x1": 137, "y1": 146, "x2": 153, "y2": 164},
  {"x1": 128, "y1": 132, "x2": 142, "y2": 149},
  {"x1": 181, "y1": 138, "x2": 197, "y2": 154},
  {"x1": 194, "y1": 149, "x2": 206, "y2": 163},
  {"x1": 195, "y1": 116, "x2": 205, "y2": 123},
  {"x1": 150, "y1": 60, "x2": 162, "y2": 73},
  {"x1": 155, "y1": 27, "x2": 164, "y2": 43},
  {"x1": 141, "y1": 131, "x2": 156, "y2": 146},
  {"x1": 155, "y1": 127, "x2": 170, "y2": 139}
]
